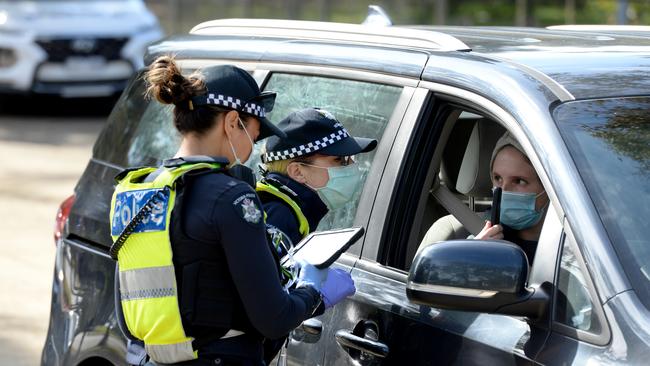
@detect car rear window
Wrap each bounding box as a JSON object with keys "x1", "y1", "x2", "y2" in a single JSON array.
[{"x1": 554, "y1": 96, "x2": 650, "y2": 309}]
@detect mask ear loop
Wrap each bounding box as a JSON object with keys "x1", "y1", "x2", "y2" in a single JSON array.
[
  {"x1": 290, "y1": 161, "x2": 322, "y2": 192},
  {"x1": 535, "y1": 190, "x2": 550, "y2": 214},
  {"x1": 226, "y1": 116, "x2": 256, "y2": 166}
]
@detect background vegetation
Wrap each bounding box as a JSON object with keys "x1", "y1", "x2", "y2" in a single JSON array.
[{"x1": 144, "y1": 0, "x2": 650, "y2": 35}]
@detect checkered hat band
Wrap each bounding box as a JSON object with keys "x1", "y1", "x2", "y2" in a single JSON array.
[
  {"x1": 194, "y1": 93, "x2": 266, "y2": 118},
  {"x1": 263, "y1": 128, "x2": 350, "y2": 162}
]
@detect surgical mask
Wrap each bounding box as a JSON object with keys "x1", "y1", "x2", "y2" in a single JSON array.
[
  {"x1": 226, "y1": 117, "x2": 257, "y2": 187},
  {"x1": 499, "y1": 190, "x2": 547, "y2": 230},
  {"x1": 303, "y1": 163, "x2": 362, "y2": 210},
  {"x1": 226, "y1": 117, "x2": 256, "y2": 166}
]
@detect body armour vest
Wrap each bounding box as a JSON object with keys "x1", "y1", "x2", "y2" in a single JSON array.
[{"x1": 109, "y1": 160, "x2": 228, "y2": 364}]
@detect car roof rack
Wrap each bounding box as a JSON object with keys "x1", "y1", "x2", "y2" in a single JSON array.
[
  {"x1": 190, "y1": 18, "x2": 471, "y2": 52},
  {"x1": 547, "y1": 24, "x2": 650, "y2": 32}
]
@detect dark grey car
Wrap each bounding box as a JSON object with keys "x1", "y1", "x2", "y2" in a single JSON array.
[{"x1": 42, "y1": 19, "x2": 650, "y2": 366}]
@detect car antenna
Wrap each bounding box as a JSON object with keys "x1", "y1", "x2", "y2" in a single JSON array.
[{"x1": 362, "y1": 5, "x2": 392, "y2": 27}]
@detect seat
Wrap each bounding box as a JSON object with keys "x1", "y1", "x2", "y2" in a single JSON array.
[{"x1": 418, "y1": 119, "x2": 504, "y2": 253}]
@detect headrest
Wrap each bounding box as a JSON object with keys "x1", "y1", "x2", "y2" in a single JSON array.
[{"x1": 455, "y1": 120, "x2": 504, "y2": 197}]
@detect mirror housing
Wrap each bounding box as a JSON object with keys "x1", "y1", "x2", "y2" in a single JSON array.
[{"x1": 407, "y1": 240, "x2": 548, "y2": 318}]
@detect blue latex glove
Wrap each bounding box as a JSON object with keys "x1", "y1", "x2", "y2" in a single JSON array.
[
  {"x1": 296, "y1": 260, "x2": 328, "y2": 292},
  {"x1": 321, "y1": 268, "x2": 356, "y2": 309}
]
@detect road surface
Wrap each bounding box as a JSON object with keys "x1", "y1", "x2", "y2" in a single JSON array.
[{"x1": 0, "y1": 98, "x2": 107, "y2": 366}]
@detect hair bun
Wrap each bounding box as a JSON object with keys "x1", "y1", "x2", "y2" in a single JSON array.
[{"x1": 145, "y1": 56, "x2": 204, "y2": 106}]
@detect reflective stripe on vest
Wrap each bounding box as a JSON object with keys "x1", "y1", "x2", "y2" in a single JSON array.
[
  {"x1": 256, "y1": 181, "x2": 310, "y2": 239},
  {"x1": 109, "y1": 162, "x2": 221, "y2": 364}
]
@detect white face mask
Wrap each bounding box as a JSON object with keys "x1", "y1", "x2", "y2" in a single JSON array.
[{"x1": 226, "y1": 117, "x2": 255, "y2": 166}]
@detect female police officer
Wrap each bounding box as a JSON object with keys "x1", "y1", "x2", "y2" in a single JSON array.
[
  {"x1": 258, "y1": 108, "x2": 377, "y2": 248},
  {"x1": 109, "y1": 56, "x2": 349, "y2": 366},
  {"x1": 257, "y1": 108, "x2": 375, "y2": 363}
]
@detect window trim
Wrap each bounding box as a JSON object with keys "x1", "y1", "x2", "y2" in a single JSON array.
[
  {"x1": 551, "y1": 221, "x2": 612, "y2": 346},
  {"x1": 361, "y1": 87, "x2": 431, "y2": 262},
  {"x1": 176, "y1": 59, "x2": 421, "y2": 88}
]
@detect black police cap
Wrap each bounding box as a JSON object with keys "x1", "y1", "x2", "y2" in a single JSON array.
[
  {"x1": 262, "y1": 108, "x2": 377, "y2": 163},
  {"x1": 190, "y1": 65, "x2": 285, "y2": 140}
]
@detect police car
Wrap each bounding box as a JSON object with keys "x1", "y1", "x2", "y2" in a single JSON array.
[
  {"x1": 43, "y1": 11, "x2": 650, "y2": 366},
  {"x1": 0, "y1": 0, "x2": 162, "y2": 98}
]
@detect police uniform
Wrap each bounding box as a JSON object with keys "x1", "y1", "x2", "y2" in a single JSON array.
[
  {"x1": 257, "y1": 173, "x2": 328, "y2": 249},
  {"x1": 259, "y1": 107, "x2": 378, "y2": 246},
  {"x1": 257, "y1": 108, "x2": 377, "y2": 363},
  {"x1": 110, "y1": 65, "x2": 323, "y2": 366}
]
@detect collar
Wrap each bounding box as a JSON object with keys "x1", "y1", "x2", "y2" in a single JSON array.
[{"x1": 265, "y1": 172, "x2": 328, "y2": 230}]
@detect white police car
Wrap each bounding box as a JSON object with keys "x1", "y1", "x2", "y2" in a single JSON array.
[{"x1": 0, "y1": 0, "x2": 162, "y2": 98}]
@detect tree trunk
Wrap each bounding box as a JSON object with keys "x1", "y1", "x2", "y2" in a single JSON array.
[
  {"x1": 515, "y1": 0, "x2": 527, "y2": 26},
  {"x1": 434, "y1": 0, "x2": 447, "y2": 25},
  {"x1": 565, "y1": 0, "x2": 576, "y2": 24}
]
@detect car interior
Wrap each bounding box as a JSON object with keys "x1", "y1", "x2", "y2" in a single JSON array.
[{"x1": 401, "y1": 107, "x2": 534, "y2": 270}]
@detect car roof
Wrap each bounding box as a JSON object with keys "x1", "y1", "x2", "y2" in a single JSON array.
[
  {"x1": 146, "y1": 19, "x2": 650, "y2": 101},
  {"x1": 419, "y1": 25, "x2": 650, "y2": 100}
]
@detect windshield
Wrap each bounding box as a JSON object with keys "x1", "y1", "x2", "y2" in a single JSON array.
[{"x1": 554, "y1": 97, "x2": 650, "y2": 309}]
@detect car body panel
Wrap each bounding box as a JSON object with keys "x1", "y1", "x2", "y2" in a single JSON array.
[
  {"x1": 146, "y1": 36, "x2": 429, "y2": 80},
  {"x1": 41, "y1": 238, "x2": 125, "y2": 366}
]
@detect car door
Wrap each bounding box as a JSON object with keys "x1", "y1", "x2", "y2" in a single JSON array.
[
  {"x1": 253, "y1": 68, "x2": 417, "y2": 365},
  {"x1": 316, "y1": 89, "x2": 564, "y2": 365}
]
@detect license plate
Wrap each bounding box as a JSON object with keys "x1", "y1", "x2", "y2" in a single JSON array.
[
  {"x1": 64, "y1": 56, "x2": 106, "y2": 70},
  {"x1": 61, "y1": 84, "x2": 115, "y2": 98}
]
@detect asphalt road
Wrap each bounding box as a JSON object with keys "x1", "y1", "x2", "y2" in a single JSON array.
[{"x1": 0, "y1": 96, "x2": 110, "y2": 366}]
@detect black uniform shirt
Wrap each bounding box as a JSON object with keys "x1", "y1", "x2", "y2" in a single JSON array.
[
  {"x1": 260, "y1": 172, "x2": 328, "y2": 246},
  {"x1": 175, "y1": 165, "x2": 321, "y2": 341}
]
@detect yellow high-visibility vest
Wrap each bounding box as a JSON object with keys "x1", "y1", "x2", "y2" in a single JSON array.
[
  {"x1": 109, "y1": 162, "x2": 221, "y2": 364},
  {"x1": 256, "y1": 180, "x2": 310, "y2": 239}
]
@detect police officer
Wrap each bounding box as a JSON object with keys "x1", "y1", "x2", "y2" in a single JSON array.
[
  {"x1": 258, "y1": 108, "x2": 377, "y2": 248},
  {"x1": 110, "y1": 56, "x2": 352, "y2": 366},
  {"x1": 257, "y1": 108, "x2": 376, "y2": 363}
]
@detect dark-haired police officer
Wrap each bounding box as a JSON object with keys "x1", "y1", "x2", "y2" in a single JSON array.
[
  {"x1": 257, "y1": 107, "x2": 376, "y2": 363},
  {"x1": 110, "y1": 56, "x2": 352, "y2": 366}
]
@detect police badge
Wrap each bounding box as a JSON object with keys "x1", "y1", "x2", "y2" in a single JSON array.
[{"x1": 241, "y1": 197, "x2": 262, "y2": 224}]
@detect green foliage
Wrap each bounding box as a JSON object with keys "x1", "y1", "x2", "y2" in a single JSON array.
[{"x1": 145, "y1": 0, "x2": 650, "y2": 36}]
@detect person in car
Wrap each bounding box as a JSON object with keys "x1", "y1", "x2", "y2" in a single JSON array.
[
  {"x1": 111, "y1": 56, "x2": 355, "y2": 366},
  {"x1": 257, "y1": 108, "x2": 376, "y2": 363},
  {"x1": 475, "y1": 132, "x2": 549, "y2": 263}
]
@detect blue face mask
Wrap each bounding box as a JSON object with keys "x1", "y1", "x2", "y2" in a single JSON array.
[
  {"x1": 308, "y1": 163, "x2": 362, "y2": 210},
  {"x1": 499, "y1": 190, "x2": 546, "y2": 230}
]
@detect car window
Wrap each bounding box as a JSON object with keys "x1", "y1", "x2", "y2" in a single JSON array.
[
  {"x1": 554, "y1": 97, "x2": 650, "y2": 310},
  {"x1": 93, "y1": 71, "x2": 150, "y2": 166},
  {"x1": 555, "y1": 235, "x2": 601, "y2": 333},
  {"x1": 252, "y1": 73, "x2": 403, "y2": 231},
  {"x1": 126, "y1": 103, "x2": 179, "y2": 166}
]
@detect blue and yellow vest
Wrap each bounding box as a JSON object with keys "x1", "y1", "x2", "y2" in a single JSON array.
[{"x1": 109, "y1": 161, "x2": 222, "y2": 364}]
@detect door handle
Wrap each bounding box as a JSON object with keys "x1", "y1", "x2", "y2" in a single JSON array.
[
  {"x1": 302, "y1": 318, "x2": 322, "y2": 335},
  {"x1": 290, "y1": 318, "x2": 322, "y2": 343},
  {"x1": 335, "y1": 329, "x2": 389, "y2": 358}
]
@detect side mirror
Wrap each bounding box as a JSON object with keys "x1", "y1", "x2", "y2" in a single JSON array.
[{"x1": 406, "y1": 240, "x2": 548, "y2": 318}]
